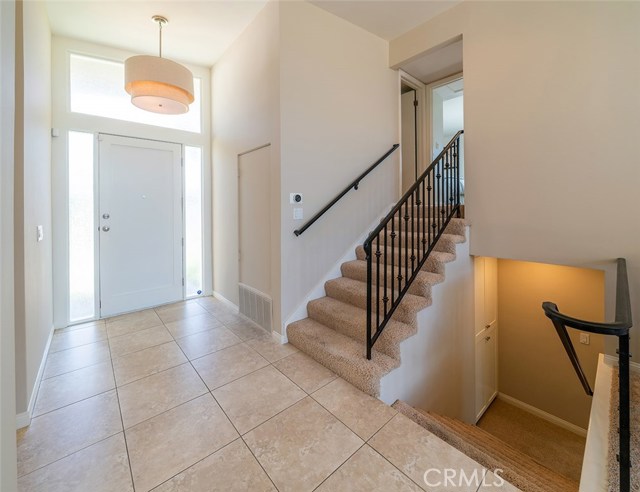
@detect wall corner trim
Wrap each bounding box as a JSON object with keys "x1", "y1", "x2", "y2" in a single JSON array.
[
  {"x1": 497, "y1": 392, "x2": 587, "y2": 437},
  {"x1": 17, "y1": 325, "x2": 54, "y2": 429}
]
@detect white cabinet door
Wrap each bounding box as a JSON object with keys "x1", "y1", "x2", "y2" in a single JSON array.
[
  {"x1": 98, "y1": 134, "x2": 183, "y2": 317},
  {"x1": 475, "y1": 324, "x2": 498, "y2": 420},
  {"x1": 475, "y1": 256, "x2": 499, "y2": 421}
]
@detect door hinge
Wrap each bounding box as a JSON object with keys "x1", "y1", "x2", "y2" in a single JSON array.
[
  {"x1": 182, "y1": 278, "x2": 185, "y2": 286},
  {"x1": 413, "y1": 99, "x2": 418, "y2": 107},
  {"x1": 182, "y1": 237, "x2": 185, "y2": 247},
  {"x1": 181, "y1": 156, "x2": 184, "y2": 167}
]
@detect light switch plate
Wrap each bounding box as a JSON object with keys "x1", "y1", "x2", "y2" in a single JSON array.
[
  {"x1": 36, "y1": 225, "x2": 44, "y2": 242},
  {"x1": 293, "y1": 208, "x2": 303, "y2": 220}
]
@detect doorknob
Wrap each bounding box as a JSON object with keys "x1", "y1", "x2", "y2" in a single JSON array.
[
  {"x1": 102, "y1": 213, "x2": 110, "y2": 219},
  {"x1": 102, "y1": 226, "x2": 110, "y2": 232}
]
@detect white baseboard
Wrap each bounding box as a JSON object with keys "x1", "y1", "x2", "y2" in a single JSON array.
[
  {"x1": 497, "y1": 393, "x2": 587, "y2": 437},
  {"x1": 213, "y1": 291, "x2": 239, "y2": 312},
  {"x1": 17, "y1": 325, "x2": 54, "y2": 429},
  {"x1": 282, "y1": 204, "x2": 395, "y2": 334},
  {"x1": 272, "y1": 330, "x2": 288, "y2": 345},
  {"x1": 603, "y1": 353, "x2": 640, "y2": 373}
]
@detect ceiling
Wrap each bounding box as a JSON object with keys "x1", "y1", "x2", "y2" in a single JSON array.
[
  {"x1": 45, "y1": 1, "x2": 269, "y2": 67},
  {"x1": 45, "y1": 1, "x2": 460, "y2": 68},
  {"x1": 310, "y1": 0, "x2": 460, "y2": 41},
  {"x1": 399, "y1": 39, "x2": 463, "y2": 84}
]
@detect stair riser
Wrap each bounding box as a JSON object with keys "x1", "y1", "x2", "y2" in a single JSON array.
[
  {"x1": 306, "y1": 300, "x2": 400, "y2": 359},
  {"x1": 324, "y1": 281, "x2": 429, "y2": 325},
  {"x1": 341, "y1": 262, "x2": 433, "y2": 298},
  {"x1": 356, "y1": 246, "x2": 449, "y2": 275},
  {"x1": 378, "y1": 232, "x2": 460, "y2": 255}
]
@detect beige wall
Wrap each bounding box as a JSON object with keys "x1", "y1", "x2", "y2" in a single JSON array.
[
  {"x1": 279, "y1": 1, "x2": 399, "y2": 327},
  {"x1": 1, "y1": 0, "x2": 18, "y2": 487},
  {"x1": 390, "y1": 1, "x2": 640, "y2": 363},
  {"x1": 498, "y1": 259, "x2": 605, "y2": 428},
  {"x1": 212, "y1": 1, "x2": 282, "y2": 328},
  {"x1": 14, "y1": 0, "x2": 53, "y2": 416}
]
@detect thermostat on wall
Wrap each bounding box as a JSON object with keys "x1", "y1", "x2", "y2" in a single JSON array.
[{"x1": 289, "y1": 193, "x2": 303, "y2": 204}]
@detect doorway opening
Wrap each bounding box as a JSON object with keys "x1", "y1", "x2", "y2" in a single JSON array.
[
  {"x1": 399, "y1": 73, "x2": 425, "y2": 194},
  {"x1": 428, "y1": 75, "x2": 464, "y2": 202}
]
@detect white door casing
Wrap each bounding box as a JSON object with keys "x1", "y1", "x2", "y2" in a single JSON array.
[{"x1": 98, "y1": 134, "x2": 183, "y2": 317}]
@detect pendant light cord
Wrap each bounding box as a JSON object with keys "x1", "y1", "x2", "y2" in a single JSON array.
[{"x1": 158, "y1": 20, "x2": 163, "y2": 58}]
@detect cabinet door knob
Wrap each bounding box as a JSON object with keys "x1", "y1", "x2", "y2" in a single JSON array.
[
  {"x1": 485, "y1": 324, "x2": 491, "y2": 329},
  {"x1": 485, "y1": 336, "x2": 491, "y2": 341}
]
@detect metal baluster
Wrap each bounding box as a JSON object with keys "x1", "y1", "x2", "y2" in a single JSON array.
[
  {"x1": 422, "y1": 178, "x2": 426, "y2": 258},
  {"x1": 428, "y1": 172, "x2": 432, "y2": 249},
  {"x1": 411, "y1": 191, "x2": 415, "y2": 272},
  {"x1": 383, "y1": 224, "x2": 388, "y2": 317},
  {"x1": 391, "y1": 214, "x2": 395, "y2": 305},
  {"x1": 397, "y1": 208, "x2": 402, "y2": 295},
  {"x1": 404, "y1": 201, "x2": 409, "y2": 291},
  {"x1": 366, "y1": 243, "x2": 372, "y2": 360},
  {"x1": 375, "y1": 235, "x2": 381, "y2": 335}
]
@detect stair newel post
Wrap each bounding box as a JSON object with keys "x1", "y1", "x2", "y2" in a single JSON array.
[
  {"x1": 619, "y1": 332, "x2": 631, "y2": 492},
  {"x1": 365, "y1": 238, "x2": 373, "y2": 360}
]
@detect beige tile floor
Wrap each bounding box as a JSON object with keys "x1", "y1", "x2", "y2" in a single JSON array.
[{"x1": 16, "y1": 296, "x2": 517, "y2": 492}]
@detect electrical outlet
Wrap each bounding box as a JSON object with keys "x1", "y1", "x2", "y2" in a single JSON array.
[
  {"x1": 36, "y1": 225, "x2": 44, "y2": 242},
  {"x1": 580, "y1": 333, "x2": 590, "y2": 345}
]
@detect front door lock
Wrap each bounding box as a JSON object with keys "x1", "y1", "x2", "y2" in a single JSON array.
[
  {"x1": 102, "y1": 226, "x2": 110, "y2": 232},
  {"x1": 102, "y1": 213, "x2": 110, "y2": 219}
]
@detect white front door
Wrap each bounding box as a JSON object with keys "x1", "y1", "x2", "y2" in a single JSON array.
[{"x1": 98, "y1": 134, "x2": 183, "y2": 317}]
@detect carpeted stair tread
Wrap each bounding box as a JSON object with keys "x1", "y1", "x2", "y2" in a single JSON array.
[
  {"x1": 325, "y1": 276, "x2": 430, "y2": 325},
  {"x1": 392, "y1": 401, "x2": 578, "y2": 492},
  {"x1": 307, "y1": 296, "x2": 415, "y2": 360},
  {"x1": 341, "y1": 259, "x2": 443, "y2": 298},
  {"x1": 287, "y1": 318, "x2": 398, "y2": 397}
]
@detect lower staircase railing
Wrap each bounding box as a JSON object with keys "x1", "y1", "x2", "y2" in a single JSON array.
[
  {"x1": 363, "y1": 130, "x2": 463, "y2": 360},
  {"x1": 543, "y1": 258, "x2": 632, "y2": 492}
]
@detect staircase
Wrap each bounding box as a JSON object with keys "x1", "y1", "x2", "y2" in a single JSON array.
[
  {"x1": 287, "y1": 215, "x2": 467, "y2": 397},
  {"x1": 392, "y1": 400, "x2": 579, "y2": 492}
]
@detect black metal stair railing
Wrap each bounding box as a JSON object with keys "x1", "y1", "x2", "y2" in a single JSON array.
[
  {"x1": 363, "y1": 130, "x2": 463, "y2": 360},
  {"x1": 543, "y1": 258, "x2": 633, "y2": 492}
]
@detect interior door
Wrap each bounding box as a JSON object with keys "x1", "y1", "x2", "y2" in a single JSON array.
[
  {"x1": 98, "y1": 134, "x2": 183, "y2": 317},
  {"x1": 238, "y1": 145, "x2": 271, "y2": 296}
]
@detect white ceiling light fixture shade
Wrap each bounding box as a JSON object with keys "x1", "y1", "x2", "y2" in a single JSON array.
[{"x1": 124, "y1": 16, "x2": 194, "y2": 115}]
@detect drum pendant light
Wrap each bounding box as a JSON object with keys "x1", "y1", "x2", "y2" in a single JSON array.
[{"x1": 124, "y1": 15, "x2": 194, "y2": 114}]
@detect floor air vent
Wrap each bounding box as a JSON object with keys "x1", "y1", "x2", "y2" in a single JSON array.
[{"x1": 238, "y1": 283, "x2": 272, "y2": 333}]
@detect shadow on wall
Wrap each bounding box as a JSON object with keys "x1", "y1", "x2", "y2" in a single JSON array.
[{"x1": 497, "y1": 259, "x2": 605, "y2": 429}]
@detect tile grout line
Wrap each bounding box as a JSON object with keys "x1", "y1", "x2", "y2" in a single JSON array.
[
  {"x1": 106, "y1": 333, "x2": 137, "y2": 492},
  {"x1": 310, "y1": 441, "x2": 367, "y2": 492},
  {"x1": 160, "y1": 323, "x2": 282, "y2": 492}
]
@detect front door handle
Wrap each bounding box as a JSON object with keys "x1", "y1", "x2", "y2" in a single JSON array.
[{"x1": 102, "y1": 226, "x2": 110, "y2": 232}]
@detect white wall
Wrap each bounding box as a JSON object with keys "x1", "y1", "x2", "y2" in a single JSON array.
[
  {"x1": 0, "y1": 0, "x2": 18, "y2": 487},
  {"x1": 211, "y1": 1, "x2": 281, "y2": 327},
  {"x1": 391, "y1": 2, "x2": 640, "y2": 362},
  {"x1": 14, "y1": 0, "x2": 53, "y2": 419},
  {"x1": 379, "y1": 234, "x2": 475, "y2": 423},
  {"x1": 279, "y1": 1, "x2": 399, "y2": 330}
]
